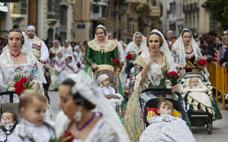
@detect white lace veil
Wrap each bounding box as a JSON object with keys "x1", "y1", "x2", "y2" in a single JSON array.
[
  {"x1": 126, "y1": 32, "x2": 147, "y2": 54},
  {"x1": 146, "y1": 29, "x2": 176, "y2": 85},
  {"x1": 172, "y1": 28, "x2": 202, "y2": 66},
  {"x1": 66, "y1": 70, "x2": 130, "y2": 141}
]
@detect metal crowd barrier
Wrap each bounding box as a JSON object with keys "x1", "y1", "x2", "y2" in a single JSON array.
[{"x1": 207, "y1": 62, "x2": 228, "y2": 109}]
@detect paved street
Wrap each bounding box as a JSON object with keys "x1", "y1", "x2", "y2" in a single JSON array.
[
  {"x1": 194, "y1": 110, "x2": 228, "y2": 142},
  {"x1": 49, "y1": 91, "x2": 228, "y2": 142}
]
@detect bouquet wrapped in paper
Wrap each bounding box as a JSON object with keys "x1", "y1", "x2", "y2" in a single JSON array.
[
  {"x1": 11, "y1": 74, "x2": 32, "y2": 95},
  {"x1": 111, "y1": 58, "x2": 122, "y2": 73},
  {"x1": 166, "y1": 71, "x2": 179, "y2": 86},
  {"x1": 197, "y1": 57, "x2": 207, "y2": 67}
]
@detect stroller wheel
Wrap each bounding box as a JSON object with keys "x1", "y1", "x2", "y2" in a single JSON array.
[{"x1": 207, "y1": 122, "x2": 212, "y2": 135}]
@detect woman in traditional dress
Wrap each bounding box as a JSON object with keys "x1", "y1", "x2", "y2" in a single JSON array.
[
  {"x1": 0, "y1": 29, "x2": 46, "y2": 102},
  {"x1": 173, "y1": 29, "x2": 222, "y2": 120},
  {"x1": 125, "y1": 32, "x2": 147, "y2": 75},
  {"x1": 55, "y1": 70, "x2": 130, "y2": 142},
  {"x1": 124, "y1": 29, "x2": 177, "y2": 142},
  {"x1": 172, "y1": 28, "x2": 208, "y2": 77},
  {"x1": 62, "y1": 41, "x2": 73, "y2": 59},
  {"x1": 85, "y1": 24, "x2": 119, "y2": 82},
  {"x1": 126, "y1": 32, "x2": 147, "y2": 57},
  {"x1": 49, "y1": 39, "x2": 62, "y2": 65}
]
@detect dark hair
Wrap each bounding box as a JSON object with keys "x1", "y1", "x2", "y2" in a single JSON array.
[
  {"x1": 7, "y1": 28, "x2": 25, "y2": 45},
  {"x1": 1, "y1": 111, "x2": 17, "y2": 122},
  {"x1": 96, "y1": 27, "x2": 107, "y2": 36},
  {"x1": 61, "y1": 78, "x2": 96, "y2": 110},
  {"x1": 181, "y1": 29, "x2": 192, "y2": 37},
  {"x1": 147, "y1": 32, "x2": 163, "y2": 47}
]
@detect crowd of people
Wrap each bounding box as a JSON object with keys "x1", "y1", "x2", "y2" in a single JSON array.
[{"x1": 0, "y1": 23, "x2": 227, "y2": 142}]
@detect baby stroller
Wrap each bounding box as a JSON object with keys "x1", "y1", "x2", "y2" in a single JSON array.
[
  {"x1": 0, "y1": 91, "x2": 19, "y2": 116},
  {"x1": 139, "y1": 88, "x2": 188, "y2": 127},
  {"x1": 0, "y1": 91, "x2": 18, "y2": 142},
  {"x1": 179, "y1": 72, "x2": 213, "y2": 134}
]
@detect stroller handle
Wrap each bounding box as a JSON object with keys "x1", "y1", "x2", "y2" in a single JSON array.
[
  {"x1": 141, "y1": 88, "x2": 172, "y2": 94},
  {"x1": 0, "y1": 91, "x2": 15, "y2": 103}
]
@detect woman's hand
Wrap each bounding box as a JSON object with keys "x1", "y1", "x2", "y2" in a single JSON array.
[
  {"x1": 171, "y1": 84, "x2": 179, "y2": 93},
  {"x1": 176, "y1": 64, "x2": 184, "y2": 69},
  {"x1": 91, "y1": 64, "x2": 99, "y2": 71},
  {"x1": 30, "y1": 80, "x2": 40, "y2": 90}
]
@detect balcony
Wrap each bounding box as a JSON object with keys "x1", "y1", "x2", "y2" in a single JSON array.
[
  {"x1": 91, "y1": 12, "x2": 107, "y2": 20},
  {"x1": 91, "y1": 3, "x2": 108, "y2": 20},
  {"x1": 183, "y1": 2, "x2": 198, "y2": 12},
  {"x1": 126, "y1": 0, "x2": 147, "y2": 5}
]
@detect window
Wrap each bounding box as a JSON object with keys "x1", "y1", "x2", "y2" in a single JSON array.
[{"x1": 60, "y1": 5, "x2": 68, "y2": 26}]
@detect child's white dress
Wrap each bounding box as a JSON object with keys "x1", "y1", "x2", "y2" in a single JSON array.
[
  {"x1": 98, "y1": 86, "x2": 123, "y2": 109},
  {"x1": 140, "y1": 115, "x2": 196, "y2": 142},
  {"x1": 10, "y1": 120, "x2": 55, "y2": 142}
]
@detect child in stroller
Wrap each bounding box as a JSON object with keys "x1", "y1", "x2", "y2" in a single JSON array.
[
  {"x1": 179, "y1": 73, "x2": 222, "y2": 134},
  {"x1": 0, "y1": 112, "x2": 17, "y2": 142},
  {"x1": 97, "y1": 74, "x2": 123, "y2": 112},
  {"x1": 139, "y1": 97, "x2": 196, "y2": 142}
]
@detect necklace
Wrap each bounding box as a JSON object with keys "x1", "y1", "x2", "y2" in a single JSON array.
[
  {"x1": 10, "y1": 52, "x2": 21, "y2": 57},
  {"x1": 76, "y1": 113, "x2": 96, "y2": 131}
]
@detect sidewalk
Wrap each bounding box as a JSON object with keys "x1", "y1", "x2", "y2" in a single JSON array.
[{"x1": 193, "y1": 110, "x2": 228, "y2": 142}]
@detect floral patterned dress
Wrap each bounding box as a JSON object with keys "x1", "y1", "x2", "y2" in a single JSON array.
[{"x1": 0, "y1": 50, "x2": 44, "y2": 103}]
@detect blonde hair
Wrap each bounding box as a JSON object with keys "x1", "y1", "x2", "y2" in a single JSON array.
[
  {"x1": 19, "y1": 89, "x2": 47, "y2": 110},
  {"x1": 158, "y1": 99, "x2": 174, "y2": 111}
]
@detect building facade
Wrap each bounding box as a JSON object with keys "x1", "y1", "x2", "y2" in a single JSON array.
[
  {"x1": 0, "y1": 0, "x2": 162, "y2": 43},
  {"x1": 0, "y1": 2, "x2": 9, "y2": 36},
  {"x1": 183, "y1": 0, "x2": 215, "y2": 34},
  {"x1": 161, "y1": 0, "x2": 216, "y2": 36},
  {"x1": 74, "y1": 0, "x2": 161, "y2": 43},
  {"x1": 161, "y1": 0, "x2": 184, "y2": 36},
  {"x1": 0, "y1": 0, "x2": 75, "y2": 43}
]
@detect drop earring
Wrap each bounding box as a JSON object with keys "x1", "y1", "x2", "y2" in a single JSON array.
[{"x1": 74, "y1": 107, "x2": 82, "y2": 122}]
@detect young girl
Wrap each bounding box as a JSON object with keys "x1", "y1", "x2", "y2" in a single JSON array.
[
  {"x1": 11, "y1": 90, "x2": 55, "y2": 141},
  {"x1": 97, "y1": 74, "x2": 116, "y2": 96},
  {"x1": 148, "y1": 100, "x2": 178, "y2": 123},
  {"x1": 97, "y1": 74, "x2": 123, "y2": 109},
  {"x1": 0, "y1": 112, "x2": 17, "y2": 142},
  {"x1": 53, "y1": 51, "x2": 65, "y2": 88},
  {"x1": 140, "y1": 99, "x2": 196, "y2": 142}
]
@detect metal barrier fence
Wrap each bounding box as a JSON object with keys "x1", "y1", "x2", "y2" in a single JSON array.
[{"x1": 207, "y1": 62, "x2": 228, "y2": 109}]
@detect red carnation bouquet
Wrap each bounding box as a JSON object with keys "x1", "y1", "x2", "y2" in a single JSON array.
[
  {"x1": 126, "y1": 53, "x2": 133, "y2": 60},
  {"x1": 166, "y1": 71, "x2": 179, "y2": 85},
  {"x1": 13, "y1": 74, "x2": 32, "y2": 95},
  {"x1": 197, "y1": 57, "x2": 207, "y2": 67},
  {"x1": 125, "y1": 53, "x2": 136, "y2": 61},
  {"x1": 112, "y1": 58, "x2": 122, "y2": 67},
  {"x1": 112, "y1": 58, "x2": 122, "y2": 73},
  {"x1": 49, "y1": 130, "x2": 73, "y2": 142}
]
